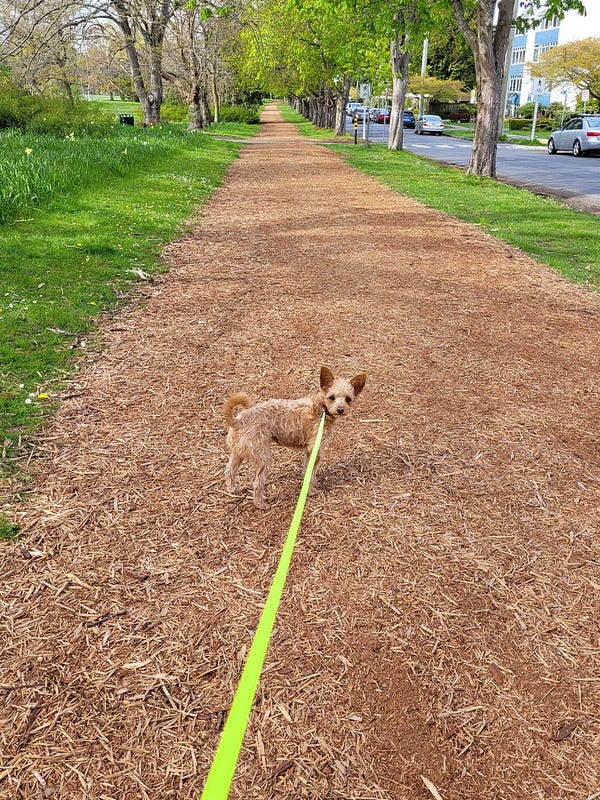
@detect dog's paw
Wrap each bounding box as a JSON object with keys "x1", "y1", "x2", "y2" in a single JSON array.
[{"x1": 253, "y1": 498, "x2": 270, "y2": 511}]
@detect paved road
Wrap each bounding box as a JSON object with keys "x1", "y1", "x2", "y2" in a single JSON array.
[{"x1": 346, "y1": 118, "x2": 600, "y2": 215}]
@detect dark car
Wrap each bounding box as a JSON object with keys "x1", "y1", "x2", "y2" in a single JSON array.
[{"x1": 403, "y1": 110, "x2": 416, "y2": 129}]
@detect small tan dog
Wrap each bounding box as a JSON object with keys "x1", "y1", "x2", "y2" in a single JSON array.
[{"x1": 224, "y1": 366, "x2": 366, "y2": 510}]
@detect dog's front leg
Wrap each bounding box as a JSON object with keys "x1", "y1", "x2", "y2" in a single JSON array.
[{"x1": 303, "y1": 448, "x2": 321, "y2": 495}]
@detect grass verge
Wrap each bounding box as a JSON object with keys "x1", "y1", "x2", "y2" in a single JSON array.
[
  {"x1": 0, "y1": 129, "x2": 246, "y2": 487},
  {"x1": 327, "y1": 143, "x2": 600, "y2": 290}
]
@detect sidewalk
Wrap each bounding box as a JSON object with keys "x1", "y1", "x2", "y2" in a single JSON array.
[{"x1": 1, "y1": 102, "x2": 599, "y2": 800}]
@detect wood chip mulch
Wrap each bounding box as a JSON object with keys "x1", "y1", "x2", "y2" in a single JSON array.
[{"x1": 1, "y1": 104, "x2": 599, "y2": 800}]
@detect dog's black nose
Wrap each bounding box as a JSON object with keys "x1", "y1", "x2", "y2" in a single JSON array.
[{"x1": 336, "y1": 408, "x2": 344, "y2": 415}]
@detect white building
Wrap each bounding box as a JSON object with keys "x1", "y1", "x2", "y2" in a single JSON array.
[{"x1": 506, "y1": 0, "x2": 600, "y2": 114}]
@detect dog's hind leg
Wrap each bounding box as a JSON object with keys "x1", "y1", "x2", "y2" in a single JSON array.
[
  {"x1": 251, "y1": 443, "x2": 272, "y2": 510},
  {"x1": 225, "y1": 448, "x2": 243, "y2": 493}
]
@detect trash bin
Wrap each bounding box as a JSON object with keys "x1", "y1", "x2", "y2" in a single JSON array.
[{"x1": 119, "y1": 114, "x2": 135, "y2": 126}]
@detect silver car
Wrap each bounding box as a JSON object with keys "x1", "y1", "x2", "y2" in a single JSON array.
[
  {"x1": 547, "y1": 115, "x2": 600, "y2": 157},
  {"x1": 415, "y1": 114, "x2": 444, "y2": 135}
]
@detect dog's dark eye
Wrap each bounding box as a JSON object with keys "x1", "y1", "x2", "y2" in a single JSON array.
[
  {"x1": 328, "y1": 394, "x2": 335, "y2": 401},
  {"x1": 346, "y1": 396, "x2": 352, "y2": 403}
]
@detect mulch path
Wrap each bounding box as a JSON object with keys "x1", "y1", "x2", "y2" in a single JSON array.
[{"x1": 1, "y1": 103, "x2": 599, "y2": 800}]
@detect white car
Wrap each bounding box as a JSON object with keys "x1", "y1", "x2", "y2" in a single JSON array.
[
  {"x1": 415, "y1": 115, "x2": 444, "y2": 135},
  {"x1": 547, "y1": 115, "x2": 600, "y2": 157}
]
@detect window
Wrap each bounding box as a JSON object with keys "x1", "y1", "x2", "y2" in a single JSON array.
[
  {"x1": 512, "y1": 47, "x2": 526, "y2": 64},
  {"x1": 533, "y1": 42, "x2": 556, "y2": 61},
  {"x1": 538, "y1": 15, "x2": 560, "y2": 30},
  {"x1": 509, "y1": 75, "x2": 523, "y2": 94}
]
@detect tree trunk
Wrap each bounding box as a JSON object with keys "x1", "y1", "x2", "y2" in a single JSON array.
[
  {"x1": 335, "y1": 75, "x2": 351, "y2": 136},
  {"x1": 60, "y1": 76, "x2": 75, "y2": 107},
  {"x1": 211, "y1": 73, "x2": 219, "y2": 123},
  {"x1": 388, "y1": 36, "x2": 410, "y2": 151},
  {"x1": 118, "y1": 16, "x2": 155, "y2": 125},
  {"x1": 113, "y1": 0, "x2": 168, "y2": 126},
  {"x1": 450, "y1": 0, "x2": 517, "y2": 177},
  {"x1": 469, "y1": 54, "x2": 502, "y2": 176},
  {"x1": 187, "y1": 83, "x2": 203, "y2": 131},
  {"x1": 200, "y1": 86, "x2": 211, "y2": 127},
  {"x1": 324, "y1": 86, "x2": 335, "y2": 128}
]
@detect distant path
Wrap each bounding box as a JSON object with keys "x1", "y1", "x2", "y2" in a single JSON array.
[{"x1": 1, "y1": 102, "x2": 599, "y2": 800}]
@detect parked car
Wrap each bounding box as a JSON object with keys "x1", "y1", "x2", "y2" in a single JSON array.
[
  {"x1": 415, "y1": 114, "x2": 444, "y2": 135},
  {"x1": 346, "y1": 102, "x2": 362, "y2": 117},
  {"x1": 547, "y1": 115, "x2": 600, "y2": 157},
  {"x1": 376, "y1": 108, "x2": 391, "y2": 124},
  {"x1": 403, "y1": 110, "x2": 416, "y2": 128},
  {"x1": 353, "y1": 106, "x2": 371, "y2": 121}
]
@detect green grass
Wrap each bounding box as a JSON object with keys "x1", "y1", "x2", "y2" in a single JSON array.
[
  {"x1": 93, "y1": 99, "x2": 143, "y2": 123},
  {"x1": 0, "y1": 128, "x2": 245, "y2": 477},
  {"x1": 444, "y1": 122, "x2": 549, "y2": 146},
  {"x1": 0, "y1": 125, "x2": 181, "y2": 223},
  {"x1": 325, "y1": 143, "x2": 600, "y2": 289},
  {"x1": 0, "y1": 517, "x2": 19, "y2": 540},
  {"x1": 202, "y1": 121, "x2": 265, "y2": 138}
]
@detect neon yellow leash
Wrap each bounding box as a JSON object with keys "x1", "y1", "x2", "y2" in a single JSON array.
[{"x1": 200, "y1": 412, "x2": 326, "y2": 800}]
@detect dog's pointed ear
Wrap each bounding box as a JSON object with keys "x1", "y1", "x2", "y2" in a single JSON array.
[
  {"x1": 320, "y1": 366, "x2": 334, "y2": 390},
  {"x1": 351, "y1": 373, "x2": 367, "y2": 397}
]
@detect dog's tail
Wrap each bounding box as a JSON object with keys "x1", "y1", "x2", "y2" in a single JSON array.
[{"x1": 224, "y1": 392, "x2": 252, "y2": 427}]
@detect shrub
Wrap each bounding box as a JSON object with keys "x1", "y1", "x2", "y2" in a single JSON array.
[
  {"x1": 518, "y1": 101, "x2": 545, "y2": 119},
  {"x1": 216, "y1": 105, "x2": 260, "y2": 124},
  {"x1": 0, "y1": 80, "x2": 112, "y2": 136},
  {"x1": 161, "y1": 102, "x2": 189, "y2": 123},
  {"x1": 508, "y1": 118, "x2": 531, "y2": 131}
]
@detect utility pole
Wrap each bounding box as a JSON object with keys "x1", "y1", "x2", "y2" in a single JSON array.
[{"x1": 419, "y1": 37, "x2": 428, "y2": 118}]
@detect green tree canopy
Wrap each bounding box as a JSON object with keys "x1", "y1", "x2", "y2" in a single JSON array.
[{"x1": 426, "y1": 28, "x2": 475, "y2": 88}]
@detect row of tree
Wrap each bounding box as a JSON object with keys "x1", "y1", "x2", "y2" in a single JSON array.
[
  {"x1": 0, "y1": 0, "x2": 242, "y2": 129},
  {"x1": 238, "y1": 0, "x2": 588, "y2": 176},
  {"x1": 0, "y1": 0, "x2": 589, "y2": 176}
]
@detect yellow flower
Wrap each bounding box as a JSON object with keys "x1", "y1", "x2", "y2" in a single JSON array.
[
  {"x1": 37, "y1": 393, "x2": 49, "y2": 400},
  {"x1": 89, "y1": 301, "x2": 97, "y2": 306},
  {"x1": 25, "y1": 147, "x2": 33, "y2": 155}
]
